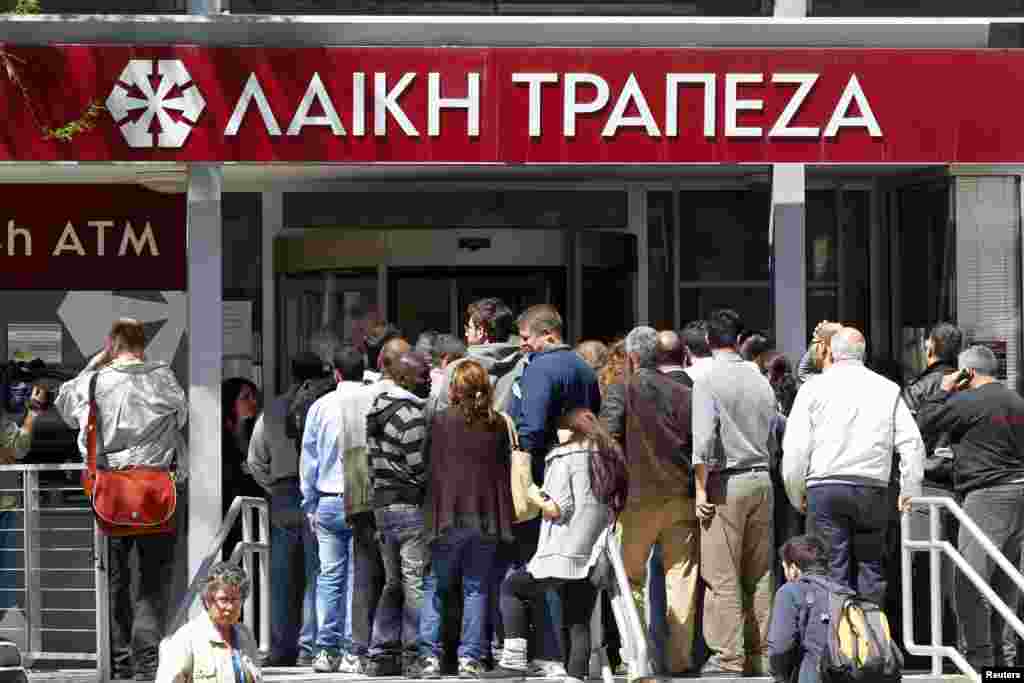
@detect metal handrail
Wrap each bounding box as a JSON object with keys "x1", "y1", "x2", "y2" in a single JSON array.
[
  {"x1": 0, "y1": 463, "x2": 98, "y2": 672},
  {"x1": 591, "y1": 530, "x2": 653, "y2": 683},
  {"x1": 901, "y1": 496, "x2": 1024, "y2": 682},
  {"x1": 165, "y1": 496, "x2": 270, "y2": 653}
]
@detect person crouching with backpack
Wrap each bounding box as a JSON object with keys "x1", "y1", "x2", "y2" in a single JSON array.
[
  {"x1": 486, "y1": 408, "x2": 628, "y2": 683},
  {"x1": 768, "y1": 534, "x2": 903, "y2": 683},
  {"x1": 768, "y1": 535, "x2": 836, "y2": 683}
]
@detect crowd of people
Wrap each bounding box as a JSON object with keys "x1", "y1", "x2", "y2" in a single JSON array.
[{"x1": 0, "y1": 300, "x2": 1010, "y2": 682}]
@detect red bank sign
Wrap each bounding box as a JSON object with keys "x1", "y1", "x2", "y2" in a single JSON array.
[{"x1": 5, "y1": 46, "x2": 1024, "y2": 163}]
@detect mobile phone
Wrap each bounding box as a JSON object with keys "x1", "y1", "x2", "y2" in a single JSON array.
[{"x1": 955, "y1": 368, "x2": 972, "y2": 387}]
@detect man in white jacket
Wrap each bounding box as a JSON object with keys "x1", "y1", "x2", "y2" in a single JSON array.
[{"x1": 782, "y1": 327, "x2": 924, "y2": 604}]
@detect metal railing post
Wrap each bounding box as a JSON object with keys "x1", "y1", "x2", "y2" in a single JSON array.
[
  {"x1": 902, "y1": 496, "x2": 1024, "y2": 681},
  {"x1": 928, "y1": 504, "x2": 942, "y2": 676},
  {"x1": 241, "y1": 504, "x2": 254, "y2": 637},
  {"x1": 94, "y1": 523, "x2": 109, "y2": 683},
  {"x1": 258, "y1": 503, "x2": 270, "y2": 656},
  {"x1": 22, "y1": 470, "x2": 40, "y2": 659}
]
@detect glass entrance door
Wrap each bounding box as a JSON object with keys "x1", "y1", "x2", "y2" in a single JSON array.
[
  {"x1": 389, "y1": 268, "x2": 566, "y2": 345},
  {"x1": 575, "y1": 230, "x2": 637, "y2": 344}
]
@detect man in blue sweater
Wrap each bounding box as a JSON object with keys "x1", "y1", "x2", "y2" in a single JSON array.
[{"x1": 508, "y1": 304, "x2": 601, "y2": 678}]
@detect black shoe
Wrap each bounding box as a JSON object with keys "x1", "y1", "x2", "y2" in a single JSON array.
[
  {"x1": 262, "y1": 653, "x2": 297, "y2": 667},
  {"x1": 365, "y1": 656, "x2": 402, "y2": 676},
  {"x1": 296, "y1": 653, "x2": 314, "y2": 667}
]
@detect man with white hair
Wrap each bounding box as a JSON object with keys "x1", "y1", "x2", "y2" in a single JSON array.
[
  {"x1": 918, "y1": 344, "x2": 1024, "y2": 671},
  {"x1": 782, "y1": 326, "x2": 925, "y2": 606},
  {"x1": 601, "y1": 326, "x2": 698, "y2": 676}
]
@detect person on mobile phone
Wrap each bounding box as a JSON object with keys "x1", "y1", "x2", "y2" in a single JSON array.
[{"x1": 918, "y1": 344, "x2": 1024, "y2": 672}]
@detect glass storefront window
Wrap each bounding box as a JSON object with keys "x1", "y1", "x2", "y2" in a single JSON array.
[
  {"x1": 230, "y1": 0, "x2": 770, "y2": 15},
  {"x1": 811, "y1": 0, "x2": 1024, "y2": 15},
  {"x1": 678, "y1": 189, "x2": 772, "y2": 332},
  {"x1": 897, "y1": 181, "x2": 954, "y2": 381},
  {"x1": 278, "y1": 271, "x2": 379, "y2": 390},
  {"x1": 805, "y1": 189, "x2": 871, "y2": 342},
  {"x1": 284, "y1": 191, "x2": 628, "y2": 230},
  {"x1": 647, "y1": 191, "x2": 676, "y2": 332}
]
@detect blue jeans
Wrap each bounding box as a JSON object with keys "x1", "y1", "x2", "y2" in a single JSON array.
[
  {"x1": 315, "y1": 495, "x2": 353, "y2": 652},
  {"x1": 806, "y1": 484, "x2": 889, "y2": 604},
  {"x1": 346, "y1": 512, "x2": 384, "y2": 656},
  {"x1": 370, "y1": 504, "x2": 427, "y2": 659},
  {"x1": 419, "y1": 528, "x2": 497, "y2": 662},
  {"x1": 269, "y1": 481, "x2": 319, "y2": 660}
]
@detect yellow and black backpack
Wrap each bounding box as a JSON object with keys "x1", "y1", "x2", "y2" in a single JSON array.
[{"x1": 804, "y1": 575, "x2": 903, "y2": 683}]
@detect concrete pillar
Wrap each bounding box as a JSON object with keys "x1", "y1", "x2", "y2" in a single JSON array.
[
  {"x1": 261, "y1": 191, "x2": 282, "y2": 395},
  {"x1": 772, "y1": 164, "x2": 807, "y2": 362},
  {"x1": 188, "y1": 0, "x2": 225, "y2": 13},
  {"x1": 187, "y1": 164, "x2": 224, "y2": 591},
  {"x1": 630, "y1": 185, "x2": 649, "y2": 326},
  {"x1": 773, "y1": 0, "x2": 808, "y2": 17}
]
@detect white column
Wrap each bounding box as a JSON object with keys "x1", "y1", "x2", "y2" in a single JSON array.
[
  {"x1": 261, "y1": 191, "x2": 282, "y2": 395},
  {"x1": 630, "y1": 185, "x2": 649, "y2": 326},
  {"x1": 187, "y1": 164, "x2": 223, "y2": 590},
  {"x1": 188, "y1": 0, "x2": 225, "y2": 13},
  {"x1": 771, "y1": 164, "x2": 807, "y2": 362},
  {"x1": 773, "y1": 0, "x2": 808, "y2": 17}
]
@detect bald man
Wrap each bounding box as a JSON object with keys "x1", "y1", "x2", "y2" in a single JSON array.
[
  {"x1": 364, "y1": 349, "x2": 430, "y2": 676},
  {"x1": 782, "y1": 326, "x2": 925, "y2": 604},
  {"x1": 656, "y1": 330, "x2": 689, "y2": 386}
]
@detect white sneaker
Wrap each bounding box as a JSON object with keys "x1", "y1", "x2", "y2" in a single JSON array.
[
  {"x1": 527, "y1": 660, "x2": 568, "y2": 678},
  {"x1": 337, "y1": 652, "x2": 367, "y2": 674}
]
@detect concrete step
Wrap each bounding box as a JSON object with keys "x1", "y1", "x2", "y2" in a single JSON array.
[{"x1": 24, "y1": 670, "x2": 978, "y2": 683}]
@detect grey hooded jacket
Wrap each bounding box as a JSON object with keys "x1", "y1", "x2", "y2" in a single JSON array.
[{"x1": 429, "y1": 339, "x2": 526, "y2": 416}]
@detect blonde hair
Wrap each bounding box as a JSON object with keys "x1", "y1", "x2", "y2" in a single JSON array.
[
  {"x1": 450, "y1": 360, "x2": 499, "y2": 428},
  {"x1": 598, "y1": 339, "x2": 627, "y2": 398}
]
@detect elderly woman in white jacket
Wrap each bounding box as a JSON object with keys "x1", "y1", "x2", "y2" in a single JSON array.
[{"x1": 157, "y1": 562, "x2": 262, "y2": 683}]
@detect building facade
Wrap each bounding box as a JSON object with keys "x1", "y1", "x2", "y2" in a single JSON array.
[{"x1": 0, "y1": 0, "x2": 1022, "y2": 671}]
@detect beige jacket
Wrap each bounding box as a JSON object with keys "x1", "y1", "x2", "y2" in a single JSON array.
[{"x1": 156, "y1": 611, "x2": 262, "y2": 683}]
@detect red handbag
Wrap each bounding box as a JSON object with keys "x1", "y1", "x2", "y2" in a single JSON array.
[{"x1": 80, "y1": 372, "x2": 177, "y2": 537}]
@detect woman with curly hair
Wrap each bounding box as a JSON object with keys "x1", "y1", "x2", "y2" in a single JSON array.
[
  {"x1": 415, "y1": 360, "x2": 516, "y2": 678},
  {"x1": 598, "y1": 339, "x2": 627, "y2": 399}
]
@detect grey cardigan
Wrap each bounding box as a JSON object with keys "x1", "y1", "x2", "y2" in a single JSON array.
[{"x1": 528, "y1": 440, "x2": 612, "y2": 581}]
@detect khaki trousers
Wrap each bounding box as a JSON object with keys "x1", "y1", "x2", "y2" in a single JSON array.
[
  {"x1": 617, "y1": 494, "x2": 700, "y2": 674},
  {"x1": 700, "y1": 470, "x2": 773, "y2": 674}
]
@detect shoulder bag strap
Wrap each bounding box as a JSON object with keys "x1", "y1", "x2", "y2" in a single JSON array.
[
  {"x1": 498, "y1": 411, "x2": 520, "y2": 451},
  {"x1": 86, "y1": 372, "x2": 109, "y2": 472}
]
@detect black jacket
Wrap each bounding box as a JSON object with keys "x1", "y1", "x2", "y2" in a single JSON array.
[
  {"x1": 902, "y1": 362, "x2": 957, "y2": 487},
  {"x1": 918, "y1": 382, "x2": 1024, "y2": 495},
  {"x1": 903, "y1": 362, "x2": 956, "y2": 452}
]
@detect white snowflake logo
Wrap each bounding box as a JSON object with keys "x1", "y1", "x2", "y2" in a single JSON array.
[{"x1": 105, "y1": 60, "x2": 206, "y2": 149}]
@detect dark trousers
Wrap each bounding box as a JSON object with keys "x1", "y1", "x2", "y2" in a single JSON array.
[
  {"x1": 490, "y1": 519, "x2": 564, "y2": 664},
  {"x1": 502, "y1": 572, "x2": 598, "y2": 680},
  {"x1": 108, "y1": 531, "x2": 177, "y2": 676},
  {"x1": 806, "y1": 484, "x2": 890, "y2": 605},
  {"x1": 350, "y1": 511, "x2": 384, "y2": 655},
  {"x1": 958, "y1": 485, "x2": 1024, "y2": 669}
]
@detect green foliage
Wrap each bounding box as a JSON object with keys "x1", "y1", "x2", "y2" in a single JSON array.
[
  {"x1": 6, "y1": 0, "x2": 41, "y2": 14},
  {"x1": 43, "y1": 100, "x2": 106, "y2": 142}
]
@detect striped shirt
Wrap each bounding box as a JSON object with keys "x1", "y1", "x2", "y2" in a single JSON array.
[{"x1": 365, "y1": 379, "x2": 428, "y2": 508}]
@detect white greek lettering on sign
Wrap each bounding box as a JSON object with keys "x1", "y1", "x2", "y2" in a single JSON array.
[
  {"x1": 43, "y1": 221, "x2": 162, "y2": 257},
  {"x1": 511, "y1": 71, "x2": 881, "y2": 139}
]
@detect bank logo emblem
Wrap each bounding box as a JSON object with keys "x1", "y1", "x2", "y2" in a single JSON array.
[{"x1": 106, "y1": 60, "x2": 206, "y2": 148}]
